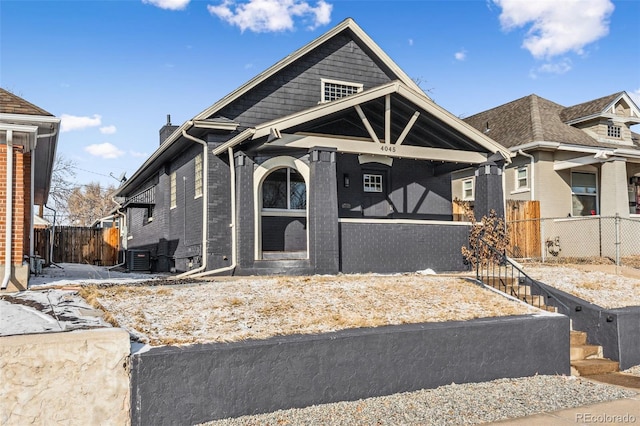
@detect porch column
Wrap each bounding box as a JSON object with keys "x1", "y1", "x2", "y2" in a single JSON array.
[
  {"x1": 600, "y1": 158, "x2": 629, "y2": 217},
  {"x1": 234, "y1": 151, "x2": 255, "y2": 270},
  {"x1": 309, "y1": 147, "x2": 339, "y2": 274},
  {"x1": 474, "y1": 161, "x2": 505, "y2": 220}
]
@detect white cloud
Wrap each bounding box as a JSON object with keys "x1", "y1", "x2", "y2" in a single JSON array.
[
  {"x1": 99, "y1": 125, "x2": 117, "y2": 135},
  {"x1": 529, "y1": 58, "x2": 573, "y2": 78},
  {"x1": 454, "y1": 50, "x2": 467, "y2": 61},
  {"x1": 60, "y1": 114, "x2": 102, "y2": 133},
  {"x1": 493, "y1": 0, "x2": 614, "y2": 59},
  {"x1": 142, "y1": 0, "x2": 190, "y2": 10},
  {"x1": 630, "y1": 89, "x2": 640, "y2": 107},
  {"x1": 129, "y1": 150, "x2": 149, "y2": 158},
  {"x1": 208, "y1": 0, "x2": 332, "y2": 33},
  {"x1": 84, "y1": 143, "x2": 125, "y2": 159}
]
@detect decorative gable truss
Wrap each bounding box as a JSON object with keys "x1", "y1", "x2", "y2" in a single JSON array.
[{"x1": 214, "y1": 81, "x2": 510, "y2": 166}]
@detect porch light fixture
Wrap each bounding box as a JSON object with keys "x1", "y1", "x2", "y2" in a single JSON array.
[{"x1": 343, "y1": 173, "x2": 350, "y2": 188}]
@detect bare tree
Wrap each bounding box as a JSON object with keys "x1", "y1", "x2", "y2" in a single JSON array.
[
  {"x1": 66, "y1": 182, "x2": 117, "y2": 226},
  {"x1": 49, "y1": 155, "x2": 77, "y2": 208}
]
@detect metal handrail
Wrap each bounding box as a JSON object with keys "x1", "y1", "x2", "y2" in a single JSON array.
[{"x1": 475, "y1": 237, "x2": 569, "y2": 315}]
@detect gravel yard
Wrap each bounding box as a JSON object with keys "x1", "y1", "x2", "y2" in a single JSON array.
[
  {"x1": 521, "y1": 265, "x2": 640, "y2": 309},
  {"x1": 81, "y1": 274, "x2": 540, "y2": 346},
  {"x1": 202, "y1": 375, "x2": 637, "y2": 426}
]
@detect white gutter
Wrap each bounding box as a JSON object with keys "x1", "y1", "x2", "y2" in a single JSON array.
[
  {"x1": 184, "y1": 145, "x2": 237, "y2": 279},
  {"x1": 2, "y1": 130, "x2": 14, "y2": 289},
  {"x1": 518, "y1": 149, "x2": 535, "y2": 200}
]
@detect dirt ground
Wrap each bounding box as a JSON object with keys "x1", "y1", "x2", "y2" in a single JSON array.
[{"x1": 81, "y1": 274, "x2": 541, "y2": 346}]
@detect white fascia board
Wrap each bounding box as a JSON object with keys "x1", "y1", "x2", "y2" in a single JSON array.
[
  {"x1": 212, "y1": 129, "x2": 256, "y2": 156},
  {"x1": 192, "y1": 120, "x2": 239, "y2": 131},
  {"x1": 553, "y1": 155, "x2": 603, "y2": 171},
  {"x1": 0, "y1": 123, "x2": 39, "y2": 133},
  {"x1": 395, "y1": 85, "x2": 512, "y2": 161},
  {"x1": 0, "y1": 113, "x2": 60, "y2": 126},
  {"x1": 510, "y1": 141, "x2": 561, "y2": 152},
  {"x1": 614, "y1": 148, "x2": 640, "y2": 158}
]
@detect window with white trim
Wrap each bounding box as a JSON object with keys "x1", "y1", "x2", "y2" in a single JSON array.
[
  {"x1": 462, "y1": 178, "x2": 474, "y2": 200},
  {"x1": 262, "y1": 168, "x2": 306, "y2": 210},
  {"x1": 607, "y1": 124, "x2": 621, "y2": 138},
  {"x1": 194, "y1": 153, "x2": 203, "y2": 198},
  {"x1": 170, "y1": 172, "x2": 177, "y2": 209},
  {"x1": 571, "y1": 172, "x2": 597, "y2": 216},
  {"x1": 321, "y1": 78, "x2": 363, "y2": 103},
  {"x1": 363, "y1": 174, "x2": 383, "y2": 193},
  {"x1": 516, "y1": 166, "x2": 528, "y2": 190}
]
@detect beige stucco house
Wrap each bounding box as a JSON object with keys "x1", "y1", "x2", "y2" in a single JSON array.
[{"x1": 453, "y1": 92, "x2": 640, "y2": 219}]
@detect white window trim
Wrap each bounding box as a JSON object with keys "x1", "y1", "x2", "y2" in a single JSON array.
[
  {"x1": 462, "y1": 178, "x2": 474, "y2": 201},
  {"x1": 515, "y1": 166, "x2": 529, "y2": 190},
  {"x1": 194, "y1": 153, "x2": 203, "y2": 199},
  {"x1": 570, "y1": 171, "x2": 599, "y2": 216},
  {"x1": 363, "y1": 173, "x2": 383, "y2": 193},
  {"x1": 170, "y1": 172, "x2": 177, "y2": 209},
  {"x1": 320, "y1": 78, "x2": 363, "y2": 103},
  {"x1": 607, "y1": 124, "x2": 621, "y2": 139}
]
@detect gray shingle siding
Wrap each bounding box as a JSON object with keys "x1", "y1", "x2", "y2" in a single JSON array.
[{"x1": 217, "y1": 34, "x2": 394, "y2": 127}]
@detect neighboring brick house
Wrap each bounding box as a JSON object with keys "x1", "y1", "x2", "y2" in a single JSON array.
[
  {"x1": 0, "y1": 88, "x2": 60, "y2": 291},
  {"x1": 115, "y1": 18, "x2": 510, "y2": 276},
  {"x1": 453, "y1": 92, "x2": 640, "y2": 219}
]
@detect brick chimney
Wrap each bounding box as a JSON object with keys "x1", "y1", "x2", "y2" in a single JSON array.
[{"x1": 159, "y1": 114, "x2": 178, "y2": 145}]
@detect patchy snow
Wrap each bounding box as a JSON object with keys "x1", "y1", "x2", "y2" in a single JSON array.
[
  {"x1": 83, "y1": 274, "x2": 541, "y2": 346},
  {"x1": 521, "y1": 265, "x2": 640, "y2": 309},
  {"x1": 28, "y1": 262, "x2": 159, "y2": 288}
]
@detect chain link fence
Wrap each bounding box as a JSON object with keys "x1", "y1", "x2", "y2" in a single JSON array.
[{"x1": 507, "y1": 215, "x2": 640, "y2": 266}]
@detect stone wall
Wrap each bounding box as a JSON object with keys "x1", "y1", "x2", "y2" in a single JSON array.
[{"x1": 0, "y1": 329, "x2": 131, "y2": 425}]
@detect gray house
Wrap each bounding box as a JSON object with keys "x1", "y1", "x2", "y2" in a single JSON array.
[{"x1": 115, "y1": 18, "x2": 510, "y2": 276}]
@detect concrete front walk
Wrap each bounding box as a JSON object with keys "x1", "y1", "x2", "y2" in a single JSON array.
[{"x1": 490, "y1": 379, "x2": 640, "y2": 425}]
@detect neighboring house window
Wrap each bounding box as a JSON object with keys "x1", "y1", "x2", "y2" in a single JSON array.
[
  {"x1": 262, "y1": 168, "x2": 306, "y2": 210},
  {"x1": 194, "y1": 153, "x2": 203, "y2": 198},
  {"x1": 571, "y1": 172, "x2": 598, "y2": 216},
  {"x1": 321, "y1": 78, "x2": 363, "y2": 103},
  {"x1": 607, "y1": 124, "x2": 621, "y2": 138},
  {"x1": 462, "y1": 178, "x2": 474, "y2": 201},
  {"x1": 170, "y1": 172, "x2": 177, "y2": 209},
  {"x1": 516, "y1": 166, "x2": 528, "y2": 190},
  {"x1": 363, "y1": 174, "x2": 383, "y2": 193}
]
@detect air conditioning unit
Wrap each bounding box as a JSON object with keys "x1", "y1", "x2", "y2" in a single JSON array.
[{"x1": 127, "y1": 250, "x2": 151, "y2": 272}]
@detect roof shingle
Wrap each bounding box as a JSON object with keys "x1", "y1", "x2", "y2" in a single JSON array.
[{"x1": 0, "y1": 88, "x2": 53, "y2": 116}]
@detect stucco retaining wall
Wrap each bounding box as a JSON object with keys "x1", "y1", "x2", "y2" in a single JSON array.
[
  {"x1": 131, "y1": 314, "x2": 569, "y2": 425},
  {"x1": 0, "y1": 328, "x2": 131, "y2": 425}
]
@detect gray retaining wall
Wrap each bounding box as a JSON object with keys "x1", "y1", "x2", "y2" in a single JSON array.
[{"x1": 130, "y1": 314, "x2": 569, "y2": 425}]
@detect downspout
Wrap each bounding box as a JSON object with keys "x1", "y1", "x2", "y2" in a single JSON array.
[
  {"x1": 175, "y1": 125, "x2": 209, "y2": 277},
  {"x1": 186, "y1": 146, "x2": 237, "y2": 278},
  {"x1": 2, "y1": 131, "x2": 14, "y2": 289},
  {"x1": 518, "y1": 149, "x2": 535, "y2": 200},
  {"x1": 31, "y1": 127, "x2": 57, "y2": 259}
]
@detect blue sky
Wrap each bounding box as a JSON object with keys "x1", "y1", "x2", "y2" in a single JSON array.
[{"x1": 2, "y1": 0, "x2": 639, "y2": 189}]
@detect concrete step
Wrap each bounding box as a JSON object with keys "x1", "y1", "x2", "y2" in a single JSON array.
[
  {"x1": 539, "y1": 305, "x2": 558, "y2": 313},
  {"x1": 484, "y1": 276, "x2": 518, "y2": 290},
  {"x1": 570, "y1": 330, "x2": 587, "y2": 346},
  {"x1": 571, "y1": 359, "x2": 619, "y2": 376},
  {"x1": 504, "y1": 284, "x2": 532, "y2": 297},
  {"x1": 570, "y1": 344, "x2": 602, "y2": 361},
  {"x1": 520, "y1": 294, "x2": 544, "y2": 306}
]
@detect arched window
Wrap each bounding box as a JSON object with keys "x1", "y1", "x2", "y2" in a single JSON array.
[{"x1": 262, "y1": 168, "x2": 306, "y2": 210}]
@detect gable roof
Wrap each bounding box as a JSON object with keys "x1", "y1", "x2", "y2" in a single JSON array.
[
  {"x1": 464, "y1": 93, "x2": 639, "y2": 151},
  {"x1": 0, "y1": 88, "x2": 53, "y2": 116},
  {"x1": 214, "y1": 80, "x2": 511, "y2": 161},
  {"x1": 117, "y1": 19, "x2": 433, "y2": 195},
  {"x1": 560, "y1": 92, "x2": 624, "y2": 123}
]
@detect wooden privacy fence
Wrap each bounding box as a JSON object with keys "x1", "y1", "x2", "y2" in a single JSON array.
[
  {"x1": 506, "y1": 200, "x2": 541, "y2": 258},
  {"x1": 34, "y1": 226, "x2": 119, "y2": 266}
]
